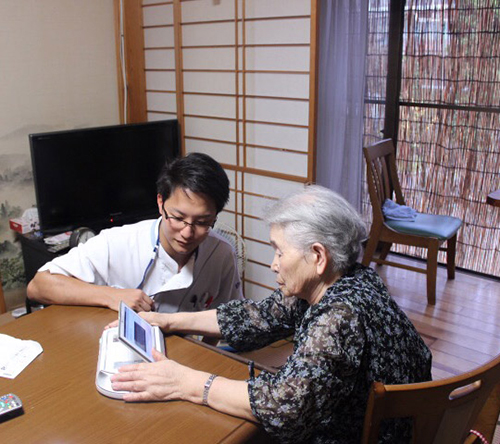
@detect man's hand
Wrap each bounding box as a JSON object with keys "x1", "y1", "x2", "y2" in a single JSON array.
[
  {"x1": 27, "y1": 271, "x2": 156, "y2": 313},
  {"x1": 107, "y1": 288, "x2": 154, "y2": 312}
]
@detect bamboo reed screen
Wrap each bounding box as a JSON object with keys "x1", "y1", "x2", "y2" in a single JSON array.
[
  {"x1": 364, "y1": 0, "x2": 500, "y2": 278},
  {"x1": 362, "y1": 0, "x2": 389, "y2": 221},
  {"x1": 129, "y1": 0, "x2": 318, "y2": 300}
]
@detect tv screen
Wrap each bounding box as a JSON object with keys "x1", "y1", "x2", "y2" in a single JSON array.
[{"x1": 30, "y1": 119, "x2": 180, "y2": 235}]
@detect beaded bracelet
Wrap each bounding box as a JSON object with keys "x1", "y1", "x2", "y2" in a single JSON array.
[
  {"x1": 469, "y1": 429, "x2": 489, "y2": 444},
  {"x1": 202, "y1": 374, "x2": 218, "y2": 406}
]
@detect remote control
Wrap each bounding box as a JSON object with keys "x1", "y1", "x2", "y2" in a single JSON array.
[{"x1": 0, "y1": 393, "x2": 23, "y2": 422}]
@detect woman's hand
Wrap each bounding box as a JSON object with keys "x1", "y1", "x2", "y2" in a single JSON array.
[
  {"x1": 110, "y1": 349, "x2": 205, "y2": 403},
  {"x1": 112, "y1": 350, "x2": 257, "y2": 422},
  {"x1": 104, "y1": 311, "x2": 171, "y2": 331},
  {"x1": 137, "y1": 311, "x2": 170, "y2": 330},
  {"x1": 104, "y1": 310, "x2": 221, "y2": 340}
]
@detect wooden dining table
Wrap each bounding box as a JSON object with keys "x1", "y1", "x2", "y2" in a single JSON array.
[{"x1": 0, "y1": 305, "x2": 272, "y2": 443}]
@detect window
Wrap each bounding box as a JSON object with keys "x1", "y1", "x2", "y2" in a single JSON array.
[{"x1": 364, "y1": 0, "x2": 500, "y2": 277}]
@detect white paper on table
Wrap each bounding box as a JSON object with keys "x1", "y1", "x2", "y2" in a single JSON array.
[{"x1": 0, "y1": 333, "x2": 43, "y2": 379}]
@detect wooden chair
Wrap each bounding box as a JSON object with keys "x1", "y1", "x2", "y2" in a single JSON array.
[
  {"x1": 362, "y1": 139, "x2": 462, "y2": 304},
  {"x1": 361, "y1": 353, "x2": 500, "y2": 444},
  {"x1": 0, "y1": 273, "x2": 6, "y2": 314},
  {"x1": 465, "y1": 382, "x2": 500, "y2": 444}
]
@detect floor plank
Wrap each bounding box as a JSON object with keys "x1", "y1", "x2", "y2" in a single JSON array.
[{"x1": 375, "y1": 254, "x2": 500, "y2": 380}]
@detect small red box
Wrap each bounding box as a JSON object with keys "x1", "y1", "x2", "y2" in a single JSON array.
[{"x1": 9, "y1": 218, "x2": 32, "y2": 234}]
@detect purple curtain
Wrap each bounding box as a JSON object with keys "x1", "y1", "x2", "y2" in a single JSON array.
[{"x1": 316, "y1": 0, "x2": 369, "y2": 210}]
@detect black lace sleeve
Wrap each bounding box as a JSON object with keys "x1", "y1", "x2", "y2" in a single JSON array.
[{"x1": 216, "y1": 290, "x2": 306, "y2": 352}]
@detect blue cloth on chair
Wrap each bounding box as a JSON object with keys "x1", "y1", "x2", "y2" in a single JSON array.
[
  {"x1": 385, "y1": 213, "x2": 462, "y2": 240},
  {"x1": 382, "y1": 199, "x2": 417, "y2": 221}
]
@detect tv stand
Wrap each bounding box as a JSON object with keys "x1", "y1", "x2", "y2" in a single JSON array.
[{"x1": 17, "y1": 232, "x2": 67, "y2": 313}]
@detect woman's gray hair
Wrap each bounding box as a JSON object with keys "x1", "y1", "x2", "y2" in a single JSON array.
[{"x1": 264, "y1": 185, "x2": 367, "y2": 274}]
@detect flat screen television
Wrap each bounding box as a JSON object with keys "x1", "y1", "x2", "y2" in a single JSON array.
[{"x1": 30, "y1": 119, "x2": 180, "y2": 235}]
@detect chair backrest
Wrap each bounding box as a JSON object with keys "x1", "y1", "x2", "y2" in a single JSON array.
[
  {"x1": 212, "y1": 222, "x2": 247, "y2": 280},
  {"x1": 361, "y1": 353, "x2": 500, "y2": 444},
  {"x1": 363, "y1": 138, "x2": 406, "y2": 223}
]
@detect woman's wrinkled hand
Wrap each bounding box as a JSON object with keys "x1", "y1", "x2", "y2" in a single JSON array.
[
  {"x1": 110, "y1": 349, "x2": 188, "y2": 402},
  {"x1": 136, "y1": 311, "x2": 170, "y2": 331}
]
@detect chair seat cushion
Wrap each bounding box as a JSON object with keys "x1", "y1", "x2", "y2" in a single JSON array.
[{"x1": 385, "y1": 213, "x2": 462, "y2": 240}]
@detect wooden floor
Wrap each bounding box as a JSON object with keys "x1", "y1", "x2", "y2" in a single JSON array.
[{"x1": 376, "y1": 254, "x2": 500, "y2": 381}]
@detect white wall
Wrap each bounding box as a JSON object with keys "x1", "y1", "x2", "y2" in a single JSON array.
[{"x1": 0, "y1": 0, "x2": 119, "y2": 299}]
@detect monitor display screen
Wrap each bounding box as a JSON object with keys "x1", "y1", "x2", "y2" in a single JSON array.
[{"x1": 30, "y1": 119, "x2": 179, "y2": 235}]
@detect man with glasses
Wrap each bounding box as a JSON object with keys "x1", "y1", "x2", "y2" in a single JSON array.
[{"x1": 27, "y1": 153, "x2": 243, "y2": 315}]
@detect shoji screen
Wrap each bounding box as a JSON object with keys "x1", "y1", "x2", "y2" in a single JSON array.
[{"x1": 125, "y1": 0, "x2": 318, "y2": 300}]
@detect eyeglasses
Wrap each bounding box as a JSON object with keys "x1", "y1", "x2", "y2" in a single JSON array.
[{"x1": 163, "y1": 209, "x2": 216, "y2": 233}]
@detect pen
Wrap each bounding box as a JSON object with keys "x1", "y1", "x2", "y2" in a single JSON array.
[{"x1": 205, "y1": 295, "x2": 213, "y2": 308}]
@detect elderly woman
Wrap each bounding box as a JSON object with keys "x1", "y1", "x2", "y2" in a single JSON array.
[{"x1": 110, "y1": 185, "x2": 432, "y2": 443}]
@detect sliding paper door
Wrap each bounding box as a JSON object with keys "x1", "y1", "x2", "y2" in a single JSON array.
[{"x1": 119, "y1": 0, "x2": 319, "y2": 299}]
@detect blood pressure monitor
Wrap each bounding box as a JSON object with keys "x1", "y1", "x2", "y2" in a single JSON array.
[{"x1": 118, "y1": 302, "x2": 165, "y2": 362}]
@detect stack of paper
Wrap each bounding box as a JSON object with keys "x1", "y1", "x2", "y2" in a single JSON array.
[{"x1": 0, "y1": 334, "x2": 43, "y2": 379}]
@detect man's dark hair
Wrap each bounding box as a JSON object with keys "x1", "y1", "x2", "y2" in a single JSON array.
[{"x1": 156, "y1": 152, "x2": 230, "y2": 214}]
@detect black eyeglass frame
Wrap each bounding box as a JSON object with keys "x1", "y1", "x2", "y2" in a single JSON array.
[{"x1": 162, "y1": 205, "x2": 217, "y2": 232}]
